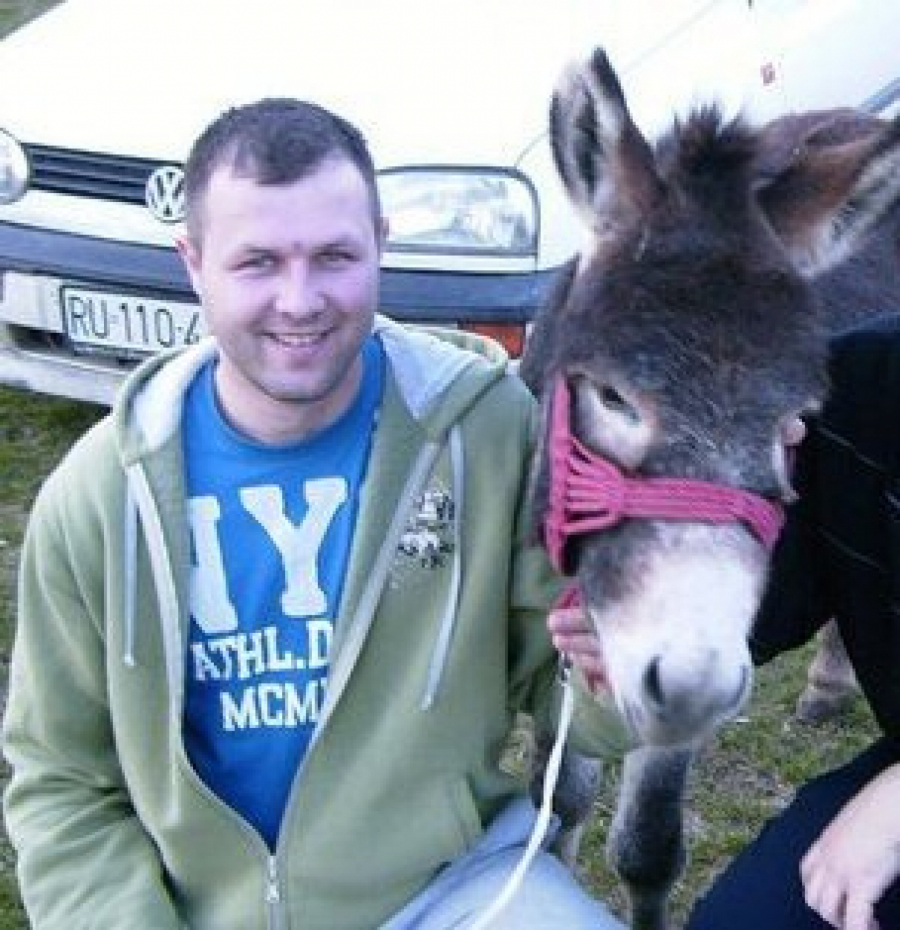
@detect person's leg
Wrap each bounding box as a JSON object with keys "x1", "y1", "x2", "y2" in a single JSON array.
[
  {"x1": 381, "y1": 796, "x2": 624, "y2": 929},
  {"x1": 687, "y1": 737, "x2": 900, "y2": 930},
  {"x1": 407, "y1": 845, "x2": 623, "y2": 929}
]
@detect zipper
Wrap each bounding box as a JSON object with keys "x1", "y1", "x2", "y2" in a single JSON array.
[
  {"x1": 128, "y1": 461, "x2": 288, "y2": 928},
  {"x1": 266, "y1": 855, "x2": 284, "y2": 930},
  {"x1": 168, "y1": 707, "x2": 287, "y2": 928}
]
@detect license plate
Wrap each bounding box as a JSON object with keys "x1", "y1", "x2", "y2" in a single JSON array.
[{"x1": 61, "y1": 285, "x2": 204, "y2": 356}]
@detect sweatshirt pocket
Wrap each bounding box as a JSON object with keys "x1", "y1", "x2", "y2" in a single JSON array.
[
  {"x1": 385, "y1": 774, "x2": 484, "y2": 876},
  {"x1": 444, "y1": 775, "x2": 484, "y2": 855},
  {"x1": 343, "y1": 775, "x2": 485, "y2": 916}
]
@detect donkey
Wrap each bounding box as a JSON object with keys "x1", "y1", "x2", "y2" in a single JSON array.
[
  {"x1": 520, "y1": 49, "x2": 900, "y2": 930},
  {"x1": 756, "y1": 106, "x2": 900, "y2": 724}
]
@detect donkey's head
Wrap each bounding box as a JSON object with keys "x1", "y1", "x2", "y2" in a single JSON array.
[{"x1": 526, "y1": 49, "x2": 900, "y2": 746}]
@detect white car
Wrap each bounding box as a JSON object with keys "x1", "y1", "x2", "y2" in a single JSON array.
[{"x1": 0, "y1": 0, "x2": 898, "y2": 404}]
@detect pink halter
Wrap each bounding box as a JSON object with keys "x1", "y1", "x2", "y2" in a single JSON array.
[{"x1": 542, "y1": 376, "x2": 785, "y2": 576}]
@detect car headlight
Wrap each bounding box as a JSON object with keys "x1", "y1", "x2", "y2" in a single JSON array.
[
  {"x1": 379, "y1": 168, "x2": 537, "y2": 257},
  {"x1": 0, "y1": 129, "x2": 29, "y2": 204}
]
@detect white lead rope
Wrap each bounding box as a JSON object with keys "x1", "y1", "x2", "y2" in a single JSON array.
[{"x1": 466, "y1": 660, "x2": 576, "y2": 930}]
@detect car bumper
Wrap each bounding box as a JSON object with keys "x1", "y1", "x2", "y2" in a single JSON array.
[{"x1": 0, "y1": 221, "x2": 556, "y2": 404}]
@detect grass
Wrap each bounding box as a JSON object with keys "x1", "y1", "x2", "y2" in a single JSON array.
[{"x1": 0, "y1": 387, "x2": 103, "y2": 928}]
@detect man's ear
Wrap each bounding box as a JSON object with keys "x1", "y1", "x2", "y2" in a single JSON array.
[{"x1": 176, "y1": 235, "x2": 202, "y2": 296}]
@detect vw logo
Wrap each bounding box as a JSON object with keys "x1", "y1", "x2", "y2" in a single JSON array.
[{"x1": 145, "y1": 165, "x2": 185, "y2": 223}]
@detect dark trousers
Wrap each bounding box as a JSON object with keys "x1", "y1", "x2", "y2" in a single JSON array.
[{"x1": 686, "y1": 736, "x2": 900, "y2": 929}]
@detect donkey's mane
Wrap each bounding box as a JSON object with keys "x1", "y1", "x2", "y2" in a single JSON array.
[
  {"x1": 669, "y1": 105, "x2": 756, "y2": 178},
  {"x1": 657, "y1": 106, "x2": 760, "y2": 236}
]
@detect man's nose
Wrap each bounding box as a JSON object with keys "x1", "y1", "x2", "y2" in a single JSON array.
[{"x1": 274, "y1": 261, "x2": 324, "y2": 315}]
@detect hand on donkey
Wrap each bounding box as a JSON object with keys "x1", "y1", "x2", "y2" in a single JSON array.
[{"x1": 547, "y1": 606, "x2": 609, "y2": 696}]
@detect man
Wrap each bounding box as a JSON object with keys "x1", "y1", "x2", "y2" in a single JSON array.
[{"x1": 2, "y1": 98, "x2": 626, "y2": 929}]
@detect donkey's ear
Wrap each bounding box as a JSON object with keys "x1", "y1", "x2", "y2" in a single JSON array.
[
  {"x1": 550, "y1": 47, "x2": 665, "y2": 245},
  {"x1": 755, "y1": 113, "x2": 900, "y2": 278},
  {"x1": 753, "y1": 108, "x2": 884, "y2": 180}
]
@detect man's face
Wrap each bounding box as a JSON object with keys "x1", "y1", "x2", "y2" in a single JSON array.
[{"x1": 179, "y1": 157, "x2": 383, "y2": 443}]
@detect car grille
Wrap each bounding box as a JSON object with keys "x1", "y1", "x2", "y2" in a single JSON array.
[{"x1": 25, "y1": 144, "x2": 174, "y2": 205}]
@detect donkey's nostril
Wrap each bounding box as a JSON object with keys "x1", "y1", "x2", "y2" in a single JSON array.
[{"x1": 643, "y1": 656, "x2": 665, "y2": 707}]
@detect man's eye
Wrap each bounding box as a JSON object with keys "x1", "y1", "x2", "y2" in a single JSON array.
[
  {"x1": 239, "y1": 254, "x2": 274, "y2": 270},
  {"x1": 321, "y1": 250, "x2": 355, "y2": 266}
]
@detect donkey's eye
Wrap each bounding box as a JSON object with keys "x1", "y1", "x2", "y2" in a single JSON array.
[
  {"x1": 600, "y1": 385, "x2": 640, "y2": 424},
  {"x1": 572, "y1": 376, "x2": 655, "y2": 469},
  {"x1": 600, "y1": 385, "x2": 625, "y2": 407}
]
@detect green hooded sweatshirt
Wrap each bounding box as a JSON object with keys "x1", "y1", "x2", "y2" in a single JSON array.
[{"x1": 3, "y1": 318, "x2": 626, "y2": 929}]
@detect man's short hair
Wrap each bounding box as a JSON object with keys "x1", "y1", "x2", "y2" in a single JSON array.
[{"x1": 183, "y1": 98, "x2": 381, "y2": 241}]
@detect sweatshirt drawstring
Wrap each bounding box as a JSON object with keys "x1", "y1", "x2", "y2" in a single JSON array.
[
  {"x1": 123, "y1": 464, "x2": 184, "y2": 722},
  {"x1": 421, "y1": 426, "x2": 464, "y2": 709},
  {"x1": 122, "y1": 482, "x2": 138, "y2": 667}
]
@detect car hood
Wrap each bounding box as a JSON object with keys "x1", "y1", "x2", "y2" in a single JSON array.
[{"x1": 0, "y1": 0, "x2": 728, "y2": 169}]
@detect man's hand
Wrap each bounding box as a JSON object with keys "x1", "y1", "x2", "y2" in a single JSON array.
[
  {"x1": 801, "y1": 762, "x2": 900, "y2": 930},
  {"x1": 546, "y1": 606, "x2": 608, "y2": 694}
]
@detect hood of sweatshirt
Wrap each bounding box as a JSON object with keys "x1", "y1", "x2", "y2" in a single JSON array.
[{"x1": 110, "y1": 315, "x2": 511, "y2": 463}]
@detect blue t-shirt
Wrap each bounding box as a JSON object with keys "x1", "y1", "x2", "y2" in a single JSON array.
[{"x1": 182, "y1": 338, "x2": 383, "y2": 847}]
